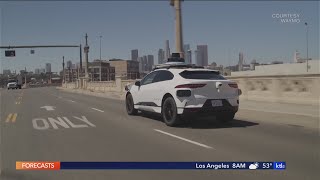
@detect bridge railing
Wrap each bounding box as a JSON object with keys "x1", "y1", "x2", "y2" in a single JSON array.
[
  {"x1": 62, "y1": 74, "x2": 319, "y2": 105},
  {"x1": 226, "y1": 74, "x2": 320, "y2": 105}
]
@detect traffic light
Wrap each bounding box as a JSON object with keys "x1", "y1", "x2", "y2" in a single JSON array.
[{"x1": 5, "y1": 50, "x2": 15, "y2": 57}]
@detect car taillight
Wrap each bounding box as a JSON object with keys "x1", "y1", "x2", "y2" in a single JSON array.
[
  {"x1": 228, "y1": 83, "x2": 238, "y2": 88},
  {"x1": 175, "y1": 84, "x2": 206, "y2": 88}
]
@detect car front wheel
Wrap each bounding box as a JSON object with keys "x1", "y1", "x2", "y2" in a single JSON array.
[
  {"x1": 126, "y1": 94, "x2": 138, "y2": 115},
  {"x1": 162, "y1": 97, "x2": 180, "y2": 127}
]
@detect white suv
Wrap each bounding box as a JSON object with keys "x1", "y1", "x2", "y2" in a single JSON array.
[{"x1": 125, "y1": 64, "x2": 241, "y2": 126}]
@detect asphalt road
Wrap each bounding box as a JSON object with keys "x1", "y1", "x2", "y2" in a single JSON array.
[{"x1": 0, "y1": 87, "x2": 319, "y2": 180}]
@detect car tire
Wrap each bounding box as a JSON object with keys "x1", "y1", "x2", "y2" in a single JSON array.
[
  {"x1": 126, "y1": 93, "x2": 138, "y2": 115},
  {"x1": 162, "y1": 97, "x2": 180, "y2": 127},
  {"x1": 216, "y1": 113, "x2": 235, "y2": 123}
]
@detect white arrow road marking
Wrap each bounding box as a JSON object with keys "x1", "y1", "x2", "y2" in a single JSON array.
[
  {"x1": 91, "y1": 108, "x2": 104, "y2": 112},
  {"x1": 154, "y1": 129, "x2": 214, "y2": 149},
  {"x1": 40, "y1": 106, "x2": 56, "y2": 111}
]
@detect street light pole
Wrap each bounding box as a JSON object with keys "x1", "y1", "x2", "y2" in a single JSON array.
[
  {"x1": 99, "y1": 35, "x2": 102, "y2": 60},
  {"x1": 99, "y1": 35, "x2": 102, "y2": 81},
  {"x1": 305, "y1": 22, "x2": 309, "y2": 72}
]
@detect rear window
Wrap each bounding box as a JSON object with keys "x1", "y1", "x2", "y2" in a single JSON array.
[{"x1": 179, "y1": 71, "x2": 226, "y2": 80}]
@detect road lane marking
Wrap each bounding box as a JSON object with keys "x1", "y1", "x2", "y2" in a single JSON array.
[
  {"x1": 5, "y1": 113, "x2": 17, "y2": 123},
  {"x1": 154, "y1": 129, "x2": 214, "y2": 149},
  {"x1": 40, "y1": 106, "x2": 56, "y2": 111},
  {"x1": 6, "y1": 114, "x2": 13, "y2": 122},
  {"x1": 68, "y1": 100, "x2": 76, "y2": 103},
  {"x1": 91, "y1": 108, "x2": 104, "y2": 112},
  {"x1": 12, "y1": 113, "x2": 18, "y2": 122}
]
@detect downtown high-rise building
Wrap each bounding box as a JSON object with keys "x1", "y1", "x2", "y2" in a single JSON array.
[
  {"x1": 142, "y1": 56, "x2": 148, "y2": 71},
  {"x1": 238, "y1": 52, "x2": 244, "y2": 71},
  {"x1": 147, "y1": 55, "x2": 154, "y2": 71},
  {"x1": 67, "y1": 60, "x2": 72, "y2": 69},
  {"x1": 165, "y1": 40, "x2": 171, "y2": 60},
  {"x1": 131, "y1": 49, "x2": 139, "y2": 61},
  {"x1": 196, "y1": 45, "x2": 208, "y2": 66},
  {"x1": 183, "y1": 44, "x2": 192, "y2": 64},
  {"x1": 45, "y1": 63, "x2": 51, "y2": 73},
  {"x1": 158, "y1": 49, "x2": 165, "y2": 64},
  {"x1": 34, "y1": 68, "x2": 40, "y2": 74},
  {"x1": 137, "y1": 57, "x2": 144, "y2": 73}
]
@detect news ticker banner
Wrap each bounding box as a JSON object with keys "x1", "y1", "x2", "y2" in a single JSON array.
[{"x1": 16, "y1": 161, "x2": 286, "y2": 170}]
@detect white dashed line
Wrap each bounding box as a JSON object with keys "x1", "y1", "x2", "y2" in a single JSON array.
[
  {"x1": 68, "y1": 100, "x2": 76, "y2": 103},
  {"x1": 154, "y1": 129, "x2": 214, "y2": 149},
  {"x1": 91, "y1": 108, "x2": 104, "y2": 112}
]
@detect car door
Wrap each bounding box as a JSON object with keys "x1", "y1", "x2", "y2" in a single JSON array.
[
  {"x1": 149, "y1": 70, "x2": 174, "y2": 106},
  {"x1": 137, "y1": 71, "x2": 159, "y2": 106}
]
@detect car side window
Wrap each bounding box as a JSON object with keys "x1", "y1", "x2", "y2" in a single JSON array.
[
  {"x1": 140, "y1": 71, "x2": 158, "y2": 86},
  {"x1": 153, "y1": 70, "x2": 174, "y2": 83}
]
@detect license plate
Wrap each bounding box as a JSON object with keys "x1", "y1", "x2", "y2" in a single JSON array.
[{"x1": 211, "y1": 100, "x2": 222, "y2": 107}]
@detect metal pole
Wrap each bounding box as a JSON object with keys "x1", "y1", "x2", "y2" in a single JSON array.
[
  {"x1": 172, "y1": 0, "x2": 184, "y2": 58},
  {"x1": 99, "y1": 35, "x2": 102, "y2": 60},
  {"x1": 62, "y1": 56, "x2": 65, "y2": 83},
  {"x1": 80, "y1": 44, "x2": 82, "y2": 75},
  {"x1": 305, "y1": 22, "x2": 309, "y2": 72},
  {"x1": 84, "y1": 33, "x2": 89, "y2": 78}
]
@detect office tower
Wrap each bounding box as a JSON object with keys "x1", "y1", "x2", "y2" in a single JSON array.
[
  {"x1": 196, "y1": 45, "x2": 208, "y2": 66},
  {"x1": 131, "y1": 49, "x2": 139, "y2": 61},
  {"x1": 165, "y1": 40, "x2": 171, "y2": 59},
  {"x1": 137, "y1": 57, "x2": 144, "y2": 73},
  {"x1": 67, "y1": 60, "x2": 72, "y2": 69},
  {"x1": 142, "y1": 56, "x2": 148, "y2": 71},
  {"x1": 239, "y1": 52, "x2": 244, "y2": 71},
  {"x1": 147, "y1": 55, "x2": 154, "y2": 71},
  {"x1": 183, "y1": 44, "x2": 191, "y2": 64},
  {"x1": 158, "y1": 49, "x2": 165, "y2": 64},
  {"x1": 186, "y1": 49, "x2": 192, "y2": 64},
  {"x1": 45, "y1": 63, "x2": 51, "y2": 73},
  {"x1": 34, "y1": 68, "x2": 40, "y2": 74}
]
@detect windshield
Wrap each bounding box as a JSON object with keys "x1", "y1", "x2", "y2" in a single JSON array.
[{"x1": 179, "y1": 71, "x2": 226, "y2": 80}]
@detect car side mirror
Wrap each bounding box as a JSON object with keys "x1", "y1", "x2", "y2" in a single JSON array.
[{"x1": 135, "y1": 81, "x2": 141, "y2": 86}]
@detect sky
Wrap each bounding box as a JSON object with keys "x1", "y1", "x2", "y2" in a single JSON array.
[{"x1": 0, "y1": 0, "x2": 319, "y2": 73}]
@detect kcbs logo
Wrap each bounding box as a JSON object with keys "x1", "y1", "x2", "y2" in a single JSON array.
[{"x1": 274, "y1": 162, "x2": 286, "y2": 170}]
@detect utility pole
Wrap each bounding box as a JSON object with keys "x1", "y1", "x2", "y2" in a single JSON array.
[
  {"x1": 62, "y1": 56, "x2": 65, "y2": 83},
  {"x1": 305, "y1": 22, "x2": 309, "y2": 72},
  {"x1": 170, "y1": 0, "x2": 184, "y2": 58},
  {"x1": 84, "y1": 33, "x2": 90, "y2": 78},
  {"x1": 79, "y1": 44, "x2": 82, "y2": 75},
  {"x1": 99, "y1": 35, "x2": 102, "y2": 60}
]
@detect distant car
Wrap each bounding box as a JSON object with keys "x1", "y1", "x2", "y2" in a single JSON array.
[
  {"x1": 7, "y1": 82, "x2": 18, "y2": 90},
  {"x1": 125, "y1": 63, "x2": 242, "y2": 126}
]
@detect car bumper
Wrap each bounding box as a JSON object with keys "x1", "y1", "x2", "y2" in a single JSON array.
[{"x1": 179, "y1": 99, "x2": 238, "y2": 117}]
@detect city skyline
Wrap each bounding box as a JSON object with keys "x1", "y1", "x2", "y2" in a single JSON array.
[{"x1": 0, "y1": 1, "x2": 319, "y2": 72}]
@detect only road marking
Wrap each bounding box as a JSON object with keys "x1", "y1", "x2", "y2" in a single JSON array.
[{"x1": 154, "y1": 129, "x2": 214, "y2": 149}]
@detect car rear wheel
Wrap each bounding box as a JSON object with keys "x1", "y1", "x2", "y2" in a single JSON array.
[
  {"x1": 126, "y1": 94, "x2": 138, "y2": 115},
  {"x1": 162, "y1": 97, "x2": 180, "y2": 127},
  {"x1": 216, "y1": 113, "x2": 235, "y2": 123}
]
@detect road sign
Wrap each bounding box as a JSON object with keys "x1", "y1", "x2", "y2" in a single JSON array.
[{"x1": 5, "y1": 50, "x2": 15, "y2": 57}]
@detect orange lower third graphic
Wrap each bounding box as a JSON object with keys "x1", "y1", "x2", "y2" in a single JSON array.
[{"x1": 16, "y1": 161, "x2": 60, "y2": 170}]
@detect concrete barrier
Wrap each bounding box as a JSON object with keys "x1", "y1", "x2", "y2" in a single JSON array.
[
  {"x1": 62, "y1": 74, "x2": 319, "y2": 106},
  {"x1": 227, "y1": 74, "x2": 320, "y2": 105}
]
